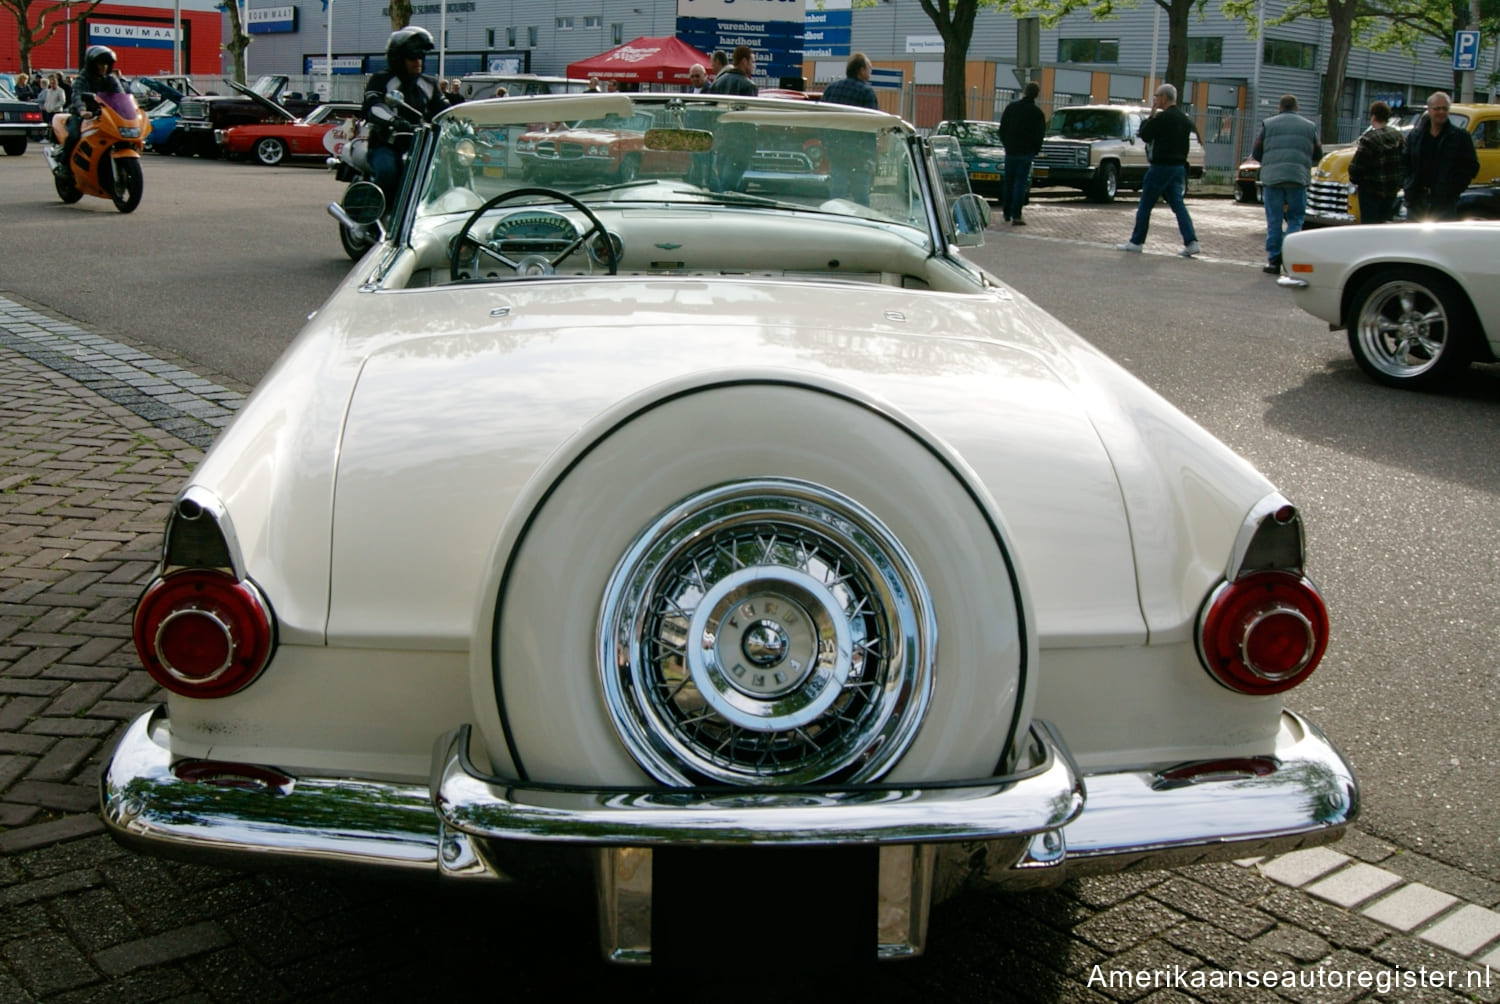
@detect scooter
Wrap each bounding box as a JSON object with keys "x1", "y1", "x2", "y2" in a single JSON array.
[{"x1": 44, "y1": 90, "x2": 149, "y2": 213}]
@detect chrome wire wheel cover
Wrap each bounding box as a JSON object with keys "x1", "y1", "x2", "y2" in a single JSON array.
[
  {"x1": 599, "y1": 479, "x2": 935, "y2": 786},
  {"x1": 1354, "y1": 279, "x2": 1449, "y2": 379}
]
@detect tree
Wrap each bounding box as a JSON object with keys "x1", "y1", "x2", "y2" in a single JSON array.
[
  {"x1": 915, "y1": 0, "x2": 982, "y2": 121},
  {"x1": 218, "y1": 0, "x2": 250, "y2": 83},
  {"x1": 1003, "y1": 0, "x2": 1209, "y2": 101},
  {"x1": 1, "y1": 0, "x2": 106, "y2": 74},
  {"x1": 1361, "y1": 0, "x2": 1500, "y2": 95},
  {"x1": 389, "y1": 0, "x2": 412, "y2": 31}
]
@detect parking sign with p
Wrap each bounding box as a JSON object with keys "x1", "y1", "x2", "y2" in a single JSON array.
[{"x1": 1454, "y1": 29, "x2": 1480, "y2": 71}]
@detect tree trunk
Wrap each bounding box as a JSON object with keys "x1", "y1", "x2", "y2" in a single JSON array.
[
  {"x1": 918, "y1": 0, "x2": 978, "y2": 123},
  {"x1": 390, "y1": 0, "x2": 413, "y2": 31},
  {"x1": 1320, "y1": 0, "x2": 1358, "y2": 142},
  {"x1": 1163, "y1": 0, "x2": 1193, "y2": 98},
  {"x1": 222, "y1": 0, "x2": 251, "y2": 84}
]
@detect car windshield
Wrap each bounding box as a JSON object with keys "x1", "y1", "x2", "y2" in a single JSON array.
[
  {"x1": 0, "y1": 81, "x2": 17, "y2": 101},
  {"x1": 939, "y1": 121, "x2": 1002, "y2": 148},
  {"x1": 1049, "y1": 109, "x2": 1126, "y2": 138},
  {"x1": 413, "y1": 93, "x2": 924, "y2": 232}
]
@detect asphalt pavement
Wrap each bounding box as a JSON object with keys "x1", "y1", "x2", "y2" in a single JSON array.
[{"x1": 2, "y1": 190, "x2": 1500, "y2": 1000}]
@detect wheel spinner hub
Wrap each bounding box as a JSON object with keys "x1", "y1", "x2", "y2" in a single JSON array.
[{"x1": 599, "y1": 479, "x2": 935, "y2": 786}]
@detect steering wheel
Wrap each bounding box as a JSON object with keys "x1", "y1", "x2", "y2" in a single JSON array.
[{"x1": 450, "y1": 187, "x2": 617, "y2": 282}]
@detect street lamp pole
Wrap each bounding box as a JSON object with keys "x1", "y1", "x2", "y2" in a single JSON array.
[
  {"x1": 325, "y1": 0, "x2": 333, "y2": 98},
  {"x1": 440, "y1": 0, "x2": 447, "y2": 80}
]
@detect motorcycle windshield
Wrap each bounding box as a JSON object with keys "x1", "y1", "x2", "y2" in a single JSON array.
[{"x1": 98, "y1": 92, "x2": 140, "y2": 119}]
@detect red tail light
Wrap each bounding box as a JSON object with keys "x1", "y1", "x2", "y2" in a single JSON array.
[
  {"x1": 24, "y1": 111, "x2": 43, "y2": 124},
  {"x1": 133, "y1": 570, "x2": 274, "y2": 698},
  {"x1": 1197, "y1": 570, "x2": 1328, "y2": 695}
]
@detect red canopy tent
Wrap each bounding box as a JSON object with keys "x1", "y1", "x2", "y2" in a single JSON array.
[{"x1": 565, "y1": 36, "x2": 712, "y2": 86}]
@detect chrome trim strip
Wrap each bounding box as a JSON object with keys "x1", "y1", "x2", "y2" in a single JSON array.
[
  {"x1": 435, "y1": 722, "x2": 1083, "y2": 846},
  {"x1": 1061, "y1": 710, "x2": 1357, "y2": 860},
  {"x1": 1277, "y1": 276, "x2": 1310, "y2": 289}
]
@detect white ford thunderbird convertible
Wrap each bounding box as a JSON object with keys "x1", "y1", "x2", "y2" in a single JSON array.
[{"x1": 102, "y1": 92, "x2": 1356, "y2": 964}]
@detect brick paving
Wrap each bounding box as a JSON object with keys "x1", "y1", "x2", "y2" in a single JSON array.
[{"x1": 2, "y1": 288, "x2": 1499, "y2": 999}]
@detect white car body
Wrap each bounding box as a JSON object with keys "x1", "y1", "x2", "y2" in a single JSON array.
[
  {"x1": 103, "y1": 93, "x2": 1355, "y2": 964},
  {"x1": 1280, "y1": 221, "x2": 1500, "y2": 387}
]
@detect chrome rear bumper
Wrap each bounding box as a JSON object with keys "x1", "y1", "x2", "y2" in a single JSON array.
[{"x1": 101, "y1": 707, "x2": 1356, "y2": 960}]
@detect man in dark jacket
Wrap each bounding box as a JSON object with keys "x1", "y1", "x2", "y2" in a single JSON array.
[
  {"x1": 707, "y1": 46, "x2": 758, "y2": 96},
  {"x1": 56, "y1": 46, "x2": 125, "y2": 179},
  {"x1": 361, "y1": 27, "x2": 448, "y2": 207},
  {"x1": 998, "y1": 80, "x2": 1045, "y2": 225},
  {"x1": 1348, "y1": 101, "x2": 1405, "y2": 224},
  {"x1": 1117, "y1": 84, "x2": 1200, "y2": 256},
  {"x1": 1403, "y1": 92, "x2": 1479, "y2": 221}
]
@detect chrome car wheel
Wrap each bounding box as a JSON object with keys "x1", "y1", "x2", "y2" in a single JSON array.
[
  {"x1": 600, "y1": 479, "x2": 935, "y2": 786},
  {"x1": 1348, "y1": 269, "x2": 1473, "y2": 389},
  {"x1": 255, "y1": 137, "x2": 287, "y2": 166}
]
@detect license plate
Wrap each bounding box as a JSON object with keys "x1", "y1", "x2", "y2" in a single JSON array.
[
  {"x1": 1033, "y1": 166, "x2": 1049, "y2": 177},
  {"x1": 482, "y1": 166, "x2": 506, "y2": 178},
  {"x1": 970, "y1": 171, "x2": 1001, "y2": 181}
]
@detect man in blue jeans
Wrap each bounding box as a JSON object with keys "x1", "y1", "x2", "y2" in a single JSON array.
[
  {"x1": 1117, "y1": 84, "x2": 1200, "y2": 257},
  {"x1": 999, "y1": 81, "x2": 1045, "y2": 225}
]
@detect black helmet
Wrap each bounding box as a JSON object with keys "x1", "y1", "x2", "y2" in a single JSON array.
[
  {"x1": 84, "y1": 45, "x2": 117, "y2": 76},
  {"x1": 385, "y1": 27, "x2": 435, "y2": 75}
]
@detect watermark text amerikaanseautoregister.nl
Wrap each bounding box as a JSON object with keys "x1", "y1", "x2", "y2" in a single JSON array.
[{"x1": 1088, "y1": 963, "x2": 1492, "y2": 995}]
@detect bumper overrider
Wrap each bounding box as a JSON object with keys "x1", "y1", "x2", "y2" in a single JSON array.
[{"x1": 101, "y1": 707, "x2": 1356, "y2": 962}]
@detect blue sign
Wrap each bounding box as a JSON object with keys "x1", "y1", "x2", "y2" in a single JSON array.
[
  {"x1": 1454, "y1": 30, "x2": 1480, "y2": 71},
  {"x1": 870, "y1": 68, "x2": 903, "y2": 90},
  {"x1": 677, "y1": 16, "x2": 804, "y2": 79}
]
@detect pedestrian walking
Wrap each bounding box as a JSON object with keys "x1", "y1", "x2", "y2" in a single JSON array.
[
  {"x1": 1116, "y1": 84, "x2": 1200, "y2": 257},
  {"x1": 821, "y1": 51, "x2": 878, "y2": 109},
  {"x1": 998, "y1": 80, "x2": 1045, "y2": 225},
  {"x1": 1252, "y1": 94, "x2": 1321, "y2": 274},
  {"x1": 1403, "y1": 91, "x2": 1479, "y2": 221},
  {"x1": 1347, "y1": 100, "x2": 1405, "y2": 224}
]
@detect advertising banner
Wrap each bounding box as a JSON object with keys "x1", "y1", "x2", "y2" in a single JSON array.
[{"x1": 248, "y1": 6, "x2": 298, "y2": 35}]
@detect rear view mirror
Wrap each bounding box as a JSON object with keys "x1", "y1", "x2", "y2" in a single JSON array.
[{"x1": 341, "y1": 181, "x2": 385, "y2": 226}]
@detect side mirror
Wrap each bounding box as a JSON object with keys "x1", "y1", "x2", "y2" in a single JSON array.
[
  {"x1": 342, "y1": 181, "x2": 386, "y2": 226},
  {"x1": 950, "y1": 192, "x2": 991, "y2": 246}
]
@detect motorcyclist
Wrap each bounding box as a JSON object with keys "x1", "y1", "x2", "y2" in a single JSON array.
[
  {"x1": 58, "y1": 46, "x2": 126, "y2": 179},
  {"x1": 361, "y1": 27, "x2": 448, "y2": 206}
]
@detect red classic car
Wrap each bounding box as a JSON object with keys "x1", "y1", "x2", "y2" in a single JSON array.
[
  {"x1": 218, "y1": 101, "x2": 362, "y2": 166},
  {"x1": 515, "y1": 111, "x2": 679, "y2": 182}
]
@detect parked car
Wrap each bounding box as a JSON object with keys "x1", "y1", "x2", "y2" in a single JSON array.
[
  {"x1": 932, "y1": 119, "x2": 1006, "y2": 197},
  {"x1": 515, "y1": 110, "x2": 669, "y2": 182},
  {"x1": 145, "y1": 99, "x2": 181, "y2": 153},
  {"x1": 0, "y1": 78, "x2": 46, "y2": 155},
  {"x1": 219, "y1": 101, "x2": 361, "y2": 166},
  {"x1": 1279, "y1": 220, "x2": 1499, "y2": 388},
  {"x1": 103, "y1": 92, "x2": 1356, "y2": 966},
  {"x1": 1235, "y1": 156, "x2": 1261, "y2": 203},
  {"x1": 457, "y1": 73, "x2": 587, "y2": 101},
  {"x1": 1030, "y1": 104, "x2": 1204, "y2": 203},
  {"x1": 1457, "y1": 182, "x2": 1500, "y2": 220},
  {"x1": 172, "y1": 74, "x2": 319, "y2": 158}
]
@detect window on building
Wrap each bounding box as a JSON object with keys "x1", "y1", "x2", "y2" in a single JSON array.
[
  {"x1": 507, "y1": 27, "x2": 516, "y2": 47},
  {"x1": 528, "y1": 26, "x2": 538, "y2": 47},
  {"x1": 1057, "y1": 38, "x2": 1118, "y2": 63},
  {"x1": 556, "y1": 16, "x2": 574, "y2": 30},
  {"x1": 1263, "y1": 39, "x2": 1316, "y2": 70},
  {"x1": 486, "y1": 28, "x2": 495, "y2": 47},
  {"x1": 584, "y1": 15, "x2": 601, "y2": 28},
  {"x1": 612, "y1": 23, "x2": 623, "y2": 45},
  {"x1": 1186, "y1": 37, "x2": 1222, "y2": 64}
]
